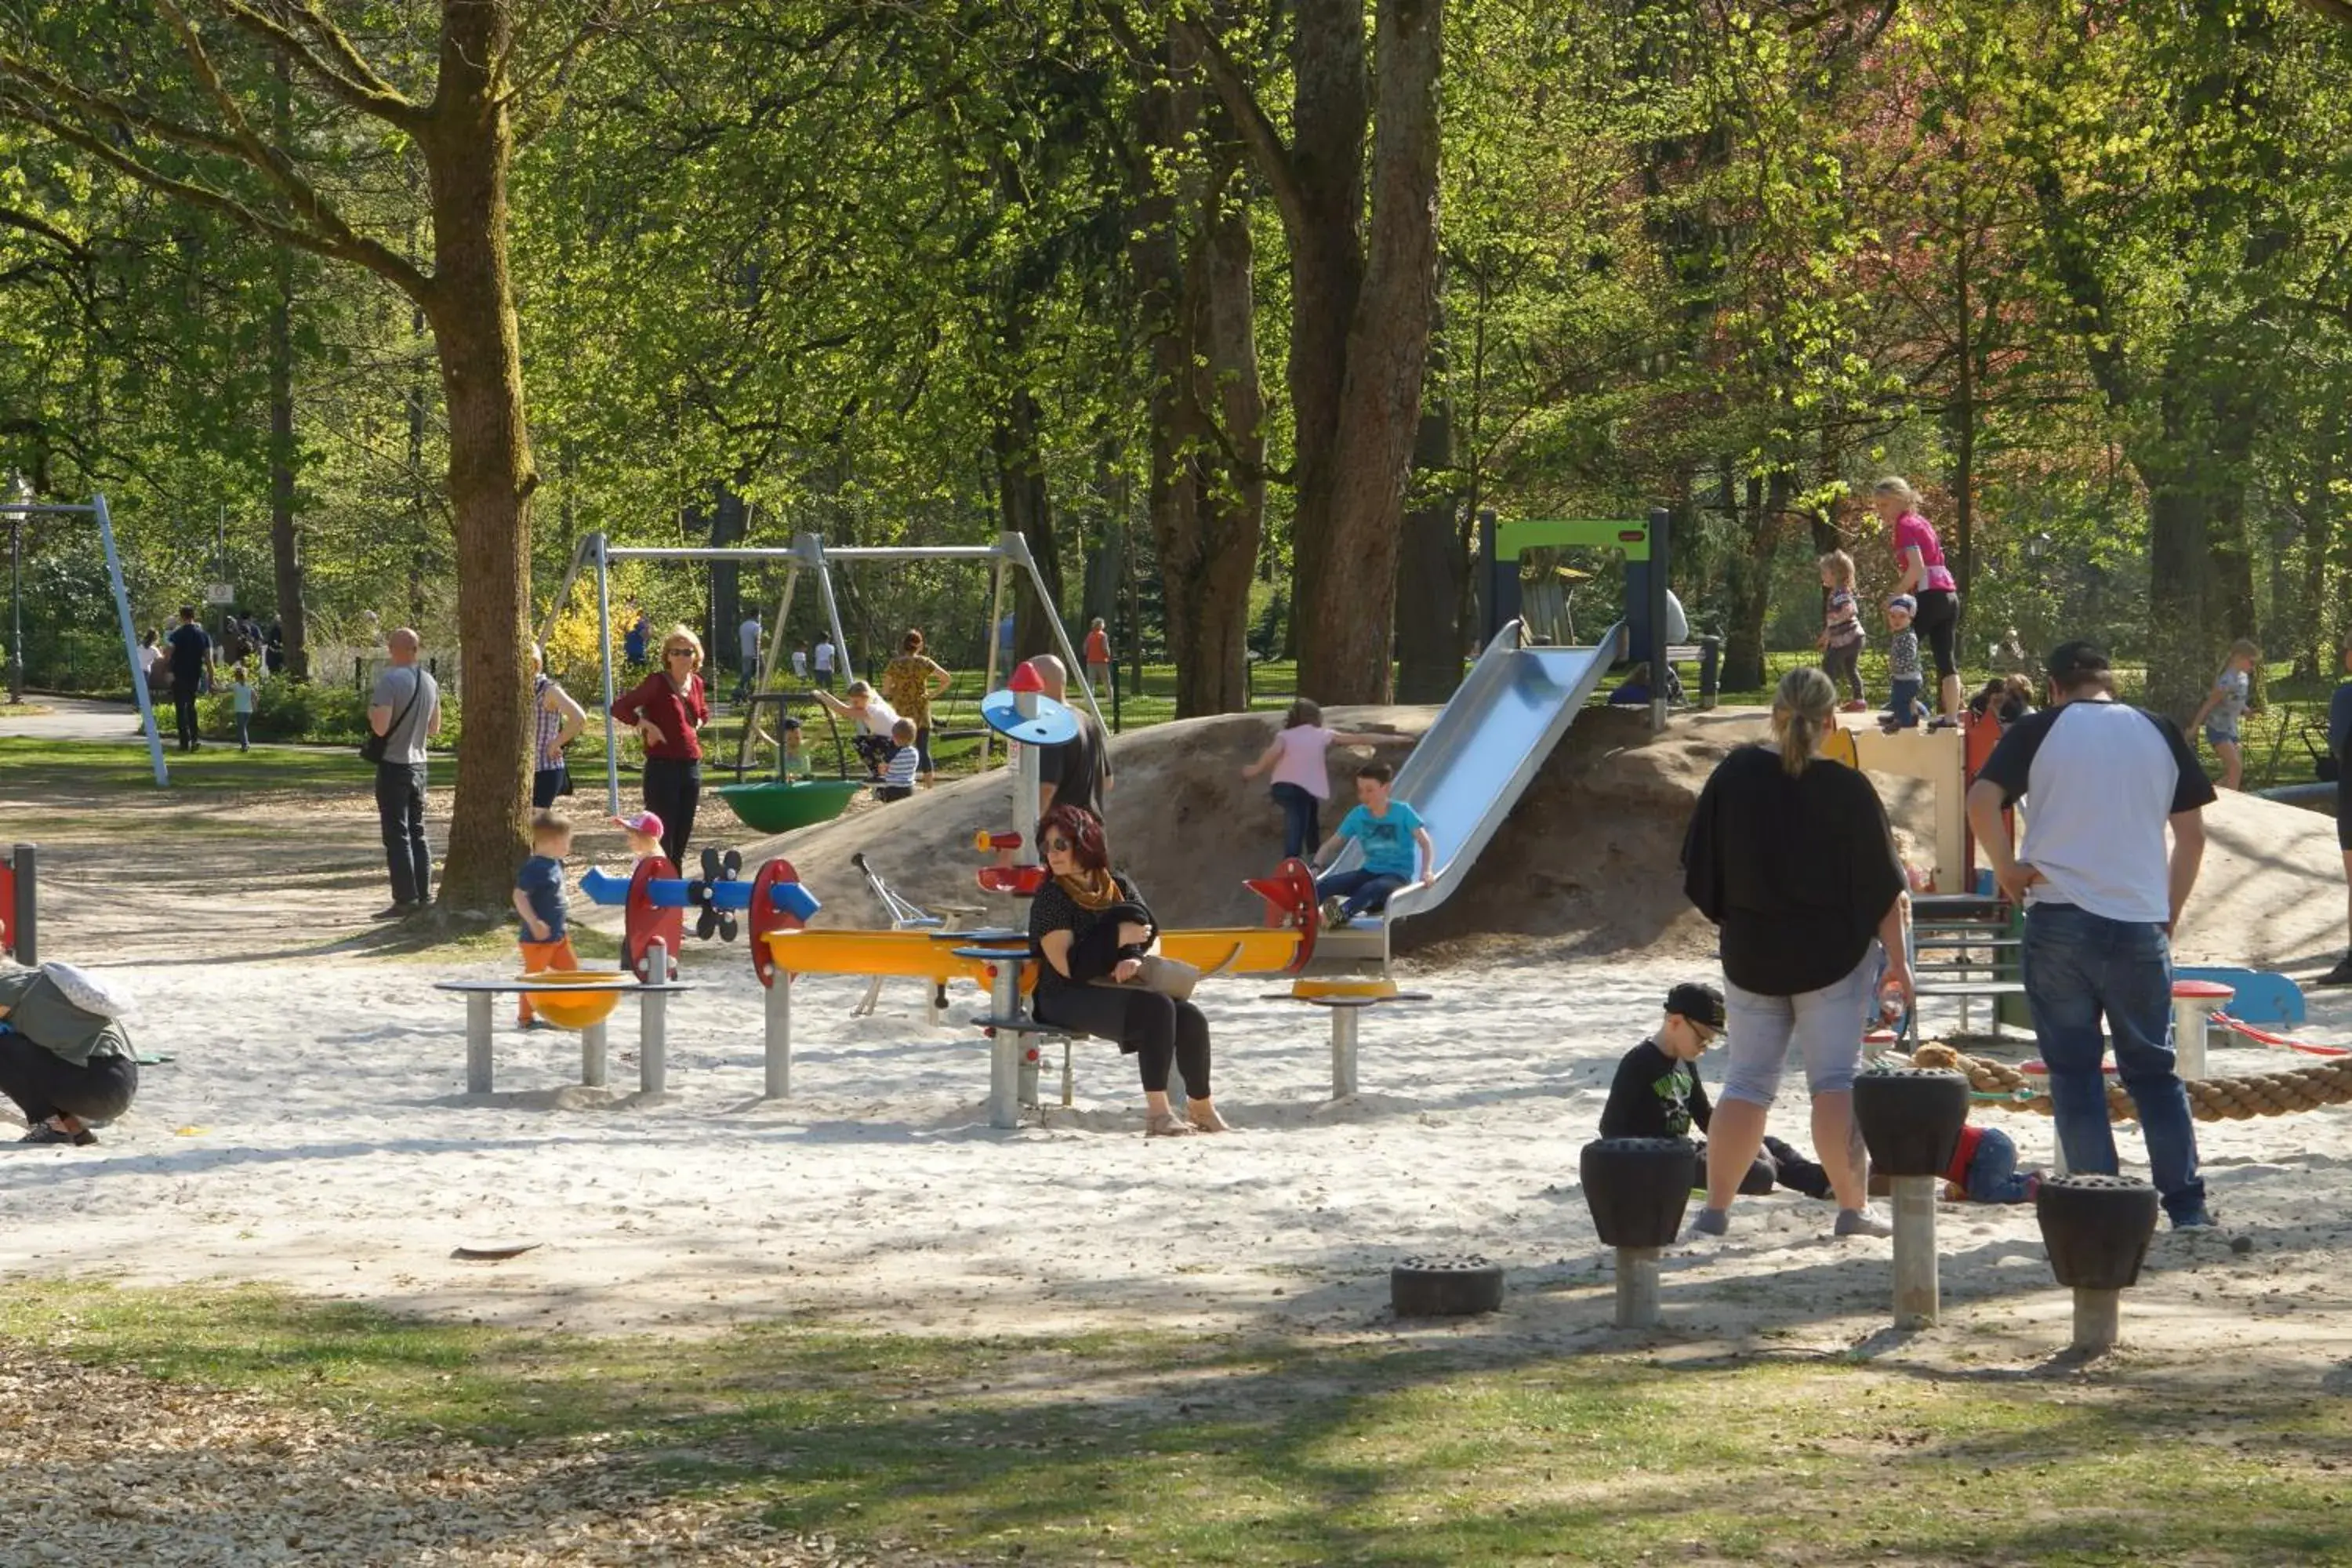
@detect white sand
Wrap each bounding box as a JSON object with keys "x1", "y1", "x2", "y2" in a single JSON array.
[{"x1": 7, "y1": 938, "x2": 2352, "y2": 1375}]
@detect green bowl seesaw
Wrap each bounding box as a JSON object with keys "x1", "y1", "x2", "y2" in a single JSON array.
[{"x1": 713, "y1": 777, "x2": 864, "y2": 835}]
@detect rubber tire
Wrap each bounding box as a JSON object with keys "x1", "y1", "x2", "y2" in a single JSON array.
[
  {"x1": 1579, "y1": 1138, "x2": 1699, "y2": 1249},
  {"x1": 1390, "y1": 1254, "x2": 1505, "y2": 1317},
  {"x1": 2036, "y1": 1174, "x2": 2160, "y2": 1290},
  {"x1": 1853, "y1": 1066, "x2": 1970, "y2": 1178}
]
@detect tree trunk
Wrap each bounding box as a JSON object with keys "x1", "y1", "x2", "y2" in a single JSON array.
[
  {"x1": 1719, "y1": 470, "x2": 1790, "y2": 693},
  {"x1": 419, "y1": 4, "x2": 533, "y2": 913},
  {"x1": 267, "y1": 241, "x2": 307, "y2": 681},
  {"x1": 993, "y1": 381, "x2": 1062, "y2": 662},
  {"x1": 2298, "y1": 451, "x2": 2337, "y2": 678}
]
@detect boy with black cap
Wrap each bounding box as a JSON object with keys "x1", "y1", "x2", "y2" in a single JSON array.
[{"x1": 1599, "y1": 981, "x2": 1833, "y2": 1200}]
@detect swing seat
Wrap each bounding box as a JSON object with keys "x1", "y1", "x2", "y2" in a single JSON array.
[{"x1": 715, "y1": 779, "x2": 862, "y2": 835}]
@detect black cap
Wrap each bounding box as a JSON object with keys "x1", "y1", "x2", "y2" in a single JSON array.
[
  {"x1": 2045, "y1": 639, "x2": 2111, "y2": 683},
  {"x1": 1664, "y1": 981, "x2": 1726, "y2": 1029}
]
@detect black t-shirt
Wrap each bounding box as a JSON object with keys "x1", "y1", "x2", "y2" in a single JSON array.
[
  {"x1": 1027, "y1": 870, "x2": 1143, "y2": 993},
  {"x1": 1040, "y1": 710, "x2": 1107, "y2": 820},
  {"x1": 1681, "y1": 744, "x2": 1907, "y2": 995},
  {"x1": 1599, "y1": 1038, "x2": 1712, "y2": 1140},
  {"x1": 167, "y1": 621, "x2": 211, "y2": 677}
]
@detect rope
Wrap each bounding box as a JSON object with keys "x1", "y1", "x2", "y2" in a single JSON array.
[
  {"x1": 2212, "y1": 1011, "x2": 2350, "y2": 1058},
  {"x1": 1911, "y1": 1042, "x2": 2352, "y2": 1123}
]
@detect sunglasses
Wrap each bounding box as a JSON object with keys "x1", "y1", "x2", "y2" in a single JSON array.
[
  {"x1": 665, "y1": 648, "x2": 695, "y2": 659},
  {"x1": 1042, "y1": 836, "x2": 1074, "y2": 852}
]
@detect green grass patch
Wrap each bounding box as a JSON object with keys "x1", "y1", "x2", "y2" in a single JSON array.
[
  {"x1": 9, "y1": 1281, "x2": 2350, "y2": 1565},
  {"x1": 0, "y1": 735, "x2": 376, "y2": 795}
]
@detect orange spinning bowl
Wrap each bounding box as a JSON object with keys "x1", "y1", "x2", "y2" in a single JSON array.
[{"x1": 517, "y1": 968, "x2": 629, "y2": 1031}]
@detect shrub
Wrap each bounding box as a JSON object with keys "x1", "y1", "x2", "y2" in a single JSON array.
[{"x1": 197, "y1": 677, "x2": 463, "y2": 748}]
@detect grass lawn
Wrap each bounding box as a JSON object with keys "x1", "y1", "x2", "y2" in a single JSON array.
[
  {"x1": 7, "y1": 1281, "x2": 2348, "y2": 1565},
  {"x1": 0, "y1": 734, "x2": 373, "y2": 793}
]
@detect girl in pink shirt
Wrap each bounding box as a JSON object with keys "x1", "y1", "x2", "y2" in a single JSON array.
[
  {"x1": 1875, "y1": 477, "x2": 1961, "y2": 721},
  {"x1": 1241, "y1": 699, "x2": 1405, "y2": 861}
]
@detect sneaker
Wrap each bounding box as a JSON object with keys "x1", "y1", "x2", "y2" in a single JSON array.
[
  {"x1": 18, "y1": 1123, "x2": 95, "y2": 1147},
  {"x1": 1840, "y1": 699, "x2": 1869, "y2": 713},
  {"x1": 2315, "y1": 955, "x2": 2352, "y2": 989},
  {"x1": 371, "y1": 902, "x2": 419, "y2": 921},
  {"x1": 1318, "y1": 896, "x2": 1348, "y2": 929},
  {"x1": 2171, "y1": 1208, "x2": 2217, "y2": 1230},
  {"x1": 1834, "y1": 1207, "x2": 1895, "y2": 1238}
]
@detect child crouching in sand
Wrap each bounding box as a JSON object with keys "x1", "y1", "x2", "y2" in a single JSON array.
[{"x1": 1599, "y1": 982, "x2": 1835, "y2": 1201}]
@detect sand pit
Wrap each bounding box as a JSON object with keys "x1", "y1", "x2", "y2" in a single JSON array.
[{"x1": 4, "y1": 707, "x2": 2351, "y2": 1382}]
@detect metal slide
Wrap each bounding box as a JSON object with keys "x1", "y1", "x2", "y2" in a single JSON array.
[{"x1": 1326, "y1": 619, "x2": 1624, "y2": 931}]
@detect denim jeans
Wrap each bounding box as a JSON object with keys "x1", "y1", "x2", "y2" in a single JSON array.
[
  {"x1": 1316, "y1": 868, "x2": 1404, "y2": 919},
  {"x1": 1886, "y1": 676, "x2": 1922, "y2": 728},
  {"x1": 2021, "y1": 902, "x2": 2206, "y2": 1221},
  {"x1": 374, "y1": 760, "x2": 432, "y2": 906},
  {"x1": 1269, "y1": 783, "x2": 1321, "y2": 862},
  {"x1": 1962, "y1": 1126, "x2": 2034, "y2": 1203}
]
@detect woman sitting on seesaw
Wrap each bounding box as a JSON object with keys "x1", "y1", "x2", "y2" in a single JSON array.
[{"x1": 1027, "y1": 803, "x2": 1231, "y2": 1137}]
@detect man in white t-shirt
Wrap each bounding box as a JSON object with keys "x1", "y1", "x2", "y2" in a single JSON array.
[
  {"x1": 735, "y1": 614, "x2": 763, "y2": 701},
  {"x1": 1966, "y1": 640, "x2": 2217, "y2": 1229},
  {"x1": 812, "y1": 637, "x2": 836, "y2": 689}
]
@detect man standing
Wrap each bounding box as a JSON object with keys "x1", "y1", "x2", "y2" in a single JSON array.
[
  {"x1": 367, "y1": 627, "x2": 442, "y2": 919},
  {"x1": 812, "y1": 635, "x2": 836, "y2": 689},
  {"x1": 1030, "y1": 654, "x2": 1109, "y2": 821},
  {"x1": 735, "y1": 611, "x2": 764, "y2": 702},
  {"x1": 1965, "y1": 640, "x2": 2216, "y2": 1229},
  {"x1": 1083, "y1": 617, "x2": 1113, "y2": 696},
  {"x1": 165, "y1": 604, "x2": 212, "y2": 752}
]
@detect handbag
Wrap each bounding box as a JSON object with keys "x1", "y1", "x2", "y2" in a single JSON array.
[
  {"x1": 360, "y1": 668, "x2": 423, "y2": 766},
  {"x1": 1093, "y1": 953, "x2": 1201, "y2": 1001},
  {"x1": 555, "y1": 762, "x2": 577, "y2": 797}
]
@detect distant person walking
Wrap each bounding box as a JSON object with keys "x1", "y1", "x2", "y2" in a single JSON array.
[
  {"x1": 2189, "y1": 639, "x2": 2260, "y2": 792},
  {"x1": 622, "y1": 605, "x2": 651, "y2": 672},
  {"x1": 1875, "y1": 477, "x2": 1961, "y2": 722},
  {"x1": 1083, "y1": 618, "x2": 1113, "y2": 695},
  {"x1": 812, "y1": 635, "x2": 837, "y2": 689},
  {"x1": 367, "y1": 627, "x2": 441, "y2": 918},
  {"x1": 611, "y1": 626, "x2": 710, "y2": 867},
  {"x1": 1967, "y1": 640, "x2": 2216, "y2": 1229},
  {"x1": 165, "y1": 605, "x2": 212, "y2": 752},
  {"x1": 879, "y1": 630, "x2": 953, "y2": 782},
  {"x1": 735, "y1": 612, "x2": 764, "y2": 702},
  {"x1": 229, "y1": 663, "x2": 255, "y2": 751}
]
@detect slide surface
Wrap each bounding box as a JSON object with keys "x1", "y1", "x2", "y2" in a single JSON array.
[{"x1": 1338, "y1": 619, "x2": 1624, "y2": 927}]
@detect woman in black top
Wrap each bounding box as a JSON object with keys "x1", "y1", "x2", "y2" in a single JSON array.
[
  {"x1": 1681, "y1": 666, "x2": 1913, "y2": 1238},
  {"x1": 1027, "y1": 804, "x2": 1229, "y2": 1136}
]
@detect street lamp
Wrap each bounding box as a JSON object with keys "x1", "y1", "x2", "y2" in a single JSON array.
[{"x1": 6, "y1": 470, "x2": 29, "y2": 705}]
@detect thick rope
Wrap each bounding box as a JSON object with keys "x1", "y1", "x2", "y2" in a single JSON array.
[{"x1": 1911, "y1": 1042, "x2": 2352, "y2": 1123}]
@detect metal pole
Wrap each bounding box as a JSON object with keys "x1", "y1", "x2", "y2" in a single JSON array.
[
  {"x1": 1613, "y1": 1246, "x2": 1661, "y2": 1329},
  {"x1": 580, "y1": 1020, "x2": 608, "y2": 1087},
  {"x1": 981, "y1": 555, "x2": 1010, "y2": 770},
  {"x1": 2072, "y1": 1287, "x2": 2122, "y2": 1353},
  {"x1": 764, "y1": 970, "x2": 793, "y2": 1098},
  {"x1": 1330, "y1": 1005, "x2": 1359, "y2": 1098},
  {"x1": 799, "y1": 535, "x2": 854, "y2": 692},
  {"x1": 594, "y1": 534, "x2": 620, "y2": 815},
  {"x1": 8, "y1": 515, "x2": 21, "y2": 704},
  {"x1": 93, "y1": 495, "x2": 168, "y2": 787},
  {"x1": 1647, "y1": 506, "x2": 1671, "y2": 736},
  {"x1": 640, "y1": 940, "x2": 669, "y2": 1095},
  {"x1": 465, "y1": 993, "x2": 495, "y2": 1094},
  {"x1": 988, "y1": 961, "x2": 1022, "y2": 1129},
  {"x1": 9, "y1": 843, "x2": 35, "y2": 966},
  {"x1": 1004, "y1": 532, "x2": 1109, "y2": 739},
  {"x1": 1892, "y1": 1174, "x2": 1939, "y2": 1328}
]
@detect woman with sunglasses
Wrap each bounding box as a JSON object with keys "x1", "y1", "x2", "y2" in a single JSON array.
[
  {"x1": 1028, "y1": 803, "x2": 1230, "y2": 1135},
  {"x1": 609, "y1": 625, "x2": 710, "y2": 866}
]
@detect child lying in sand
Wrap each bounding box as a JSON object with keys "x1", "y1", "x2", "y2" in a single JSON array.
[
  {"x1": 1599, "y1": 982, "x2": 1834, "y2": 1200},
  {"x1": 1911, "y1": 1044, "x2": 2042, "y2": 1203}
]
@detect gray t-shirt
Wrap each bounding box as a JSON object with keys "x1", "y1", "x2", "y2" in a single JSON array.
[{"x1": 368, "y1": 665, "x2": 439, "y2": 765}]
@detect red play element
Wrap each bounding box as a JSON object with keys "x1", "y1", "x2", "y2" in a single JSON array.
[
  {"x1": 976, "y1": 864, "x2": 1048, "y2": 896},
  {"x1": 1006, "y1": 659, "x2": 1045, "y2": 694},
  {"x1": 747, "y1": 856, "x2": 808, "y2": 989},
  {"x1": 624, "y1": 855, "x2": 684, "y2": 981},
  {"x1": 2171, "y1": 978, "x2": 2235, "y2": 1001},
  {"x1": 1243, "y1": 856, "x2": 1320, "y2": 973},
  {"x1": 972, "y1": 829, "x2": 1023, "y2": 853}
]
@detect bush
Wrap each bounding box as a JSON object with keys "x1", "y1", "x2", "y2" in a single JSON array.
[{"x1": 197, "y1": 677, "x2": 464, "y2": 748}]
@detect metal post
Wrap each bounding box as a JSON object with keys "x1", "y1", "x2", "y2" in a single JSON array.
[
  {"x1": 981, "y1": 555, "x2": 1010, "y2": 768},
  {"x1": 1646, "y1": 506, "x2": 1671, "y2": 736},
  {"x1": 1014, "y1": 675, "x2": 1044, "y2": 857},
  {"x1": 93, "y1": 495, "x2": 168, "y2": 787},
  {"x1": 1330, "y1": 1005, "x2": 1359, "y2": 1098},
  {"x1": 2072, "y1": 1287, "x2": 2122, "y2": 1354},
  {"x1": 594, "y1": 534, "x2": 620, "y2": 814},
  {"x1": 1007, "y1": 532, "x2": 1110, "y2": 741},
  {"x1": 581, "y1": 1020, "x2": 608, "y2": 1087},
  {"x1": 2172, "y1": 993, "x2": 2221, "y2": 1081},
  {"x1": 1614, "y1": 1246, "x2": 1662, "y2": 1329},
  {"x1": 1018, "y1": 1041, "x2": 1040, "y2": 1108},
  {"x1": 465, "y1": 993, "x2": 495, "y2": 1094},
  {"x1": 987, "y1": 960, "x2": 1022, "y2": 1129},
  {"x1": 9, "y1": 843, "x2": 34, "y2": 966},
  {"x1": 7, "y1": 514, "x2": 20, "y2": 705},
  {"x1": 639, "y1": 939, "x2": 670, "y2": 1095},
  {"x1": 1892, "y1": 1174, "x2": 1939, "y2": 1328},
  {"x1": 764, "y1": 971, "x2": 792, "y2": 1098},
  {"x1": 803, "y1": 535, "x2": 854, "y2": 690}
]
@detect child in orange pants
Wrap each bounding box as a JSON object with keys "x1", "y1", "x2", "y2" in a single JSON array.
[{"x1": 513, "y1": 811, "x2": 579, "y2": 1027}]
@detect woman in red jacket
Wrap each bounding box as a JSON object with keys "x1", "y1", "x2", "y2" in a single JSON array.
[{"x1": 610, "y1": 625, "x2": 710, "y2": 866}]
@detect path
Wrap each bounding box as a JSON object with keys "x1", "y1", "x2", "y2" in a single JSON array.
[{"x1": 0, "y1": 691, "x2": 152, "y2": 742}]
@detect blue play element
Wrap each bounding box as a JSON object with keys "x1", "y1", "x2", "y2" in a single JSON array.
[
  {"x1": 2176, "y1": 966, "x2": 2306, "y2": 1027},
  {"x1": 768, "y1": 880, "x2": 822, "y2": 921},
  {"x1": 980, "y1": 688, "x2": 1077, "y2": 746},
  {"x1": 579, "y1": 868, "x2": 631, "y2": 906}
]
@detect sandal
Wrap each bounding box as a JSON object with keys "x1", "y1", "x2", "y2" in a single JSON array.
[
  {"x1": 1145, "y1": 1111, "x2": 1199, "y2": 1138},
  {"x1": 1186, "y1": 1105, "x2": 1234, "y2": 1133}
]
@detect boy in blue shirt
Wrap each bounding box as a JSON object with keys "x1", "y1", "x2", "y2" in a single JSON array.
[
  {"x1": 511, "y1": 810, "x2": 578, "y2": 1029},
  {"x1": 1310, "y1": 761, "x2": 1435, "y2": 925}
]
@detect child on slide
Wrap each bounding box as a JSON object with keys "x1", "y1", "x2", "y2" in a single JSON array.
[
  {"x1": 1240, "y1": 699, "x2": 1405, "y2": 862},
  {"x1": 1309, "y1": 761, "x2": 1435, "y2": 926},
  {"x1": 1600, "y1": 982, "x2": 1835, "y2": 1200}
]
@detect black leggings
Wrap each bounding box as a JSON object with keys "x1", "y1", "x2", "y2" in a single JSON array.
[
  {"x1": 642, "y1": 757, "x2": 701, "y2": 867},
  {"x1": 0, "y1": 1036, "x2": 137, "y2": 1125},
  {"x1": 1035, "y1": 984, "x2": 1213, "y2": 1098},
  {"x1": 1911, "y1": 588, "x2": 1959, "y2": 679},
  {"x1": 1821, "y1": 641, "x2": 1863, "y2": 702}
]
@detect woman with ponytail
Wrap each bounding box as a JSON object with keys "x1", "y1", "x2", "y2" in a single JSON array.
[{"x1": 1679, "y1": 667, "x2": 1914, "y2": 1240}]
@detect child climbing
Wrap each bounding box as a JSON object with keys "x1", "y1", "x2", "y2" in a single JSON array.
[
  {"x1": 1817, "y1": 551, "x2": 1867, "y2": 712},
  {"x1": 1240, "y1": 699, "x2": 1406, "y2": 862},
  {"x1": 1599, "y1": 982, "x2": 1834, "y2": 1200},
  {"x1": 877, "y1": 717, "x2": 920, "y2": 802},
  {"x1": 512, "y1": 811, "x2": 579, "y2": 1029},
  {"x1": 1880, "y1": 595, "x2": 1928, "y2": 733},
  {"x1": 1311, "y1": 761, "x2": 1435, "y2": 925},
  {"x1": 2190, "y1": 638, "x2": 2261, "y2": 791}
]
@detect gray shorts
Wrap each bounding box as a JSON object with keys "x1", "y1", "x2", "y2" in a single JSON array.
[{"x1": 1720, "y1": 949, "x2": 1879, "y2": 1106}]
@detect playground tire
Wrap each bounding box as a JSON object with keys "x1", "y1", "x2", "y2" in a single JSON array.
[
  {"x1": 1852, "y1": 1066, "x2": 1969, "y2": 1178},
  {"x1": 1390, "y1": 1254, "x2": 1505, "y2": 1317},
  {"x1": 2035, "y1": 1174, "x2": 2159, "y2": 1291}
]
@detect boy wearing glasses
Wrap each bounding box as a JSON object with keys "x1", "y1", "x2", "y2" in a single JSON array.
[{"x1": 1599, "y1": 982, "x2": 1832, "y2": 1200}]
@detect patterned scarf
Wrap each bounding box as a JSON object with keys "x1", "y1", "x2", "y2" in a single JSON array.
[{"x1": 1054, "y1": 867, "x2": 1119, "y2": 911}]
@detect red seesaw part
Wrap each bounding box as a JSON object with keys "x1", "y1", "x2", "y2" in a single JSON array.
[
  {"x1": 748, "y1": 856, "x2": 808, "y2": 990},
  {"x1": 1243, "y1": 856, "x2": 1320, "y2": 973},
  {"x1": 625, "y1": 855, "x2": 684, "y2": 981}
]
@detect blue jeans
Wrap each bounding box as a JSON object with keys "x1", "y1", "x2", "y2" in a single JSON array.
[
  {"x1": 1270, "y1": 784, "x2": 1321, "y2": 862},
  {"x1": 1963, "y1": 1126, "x2": 2033, "y2": 1203},
  {"x1": 1886, "y1": 676, "x2": 1922, "y2": 728},
  {"x1": 1316, "y1": 868, "x2": 1405, "y2": 920},
  {"x1": 2021, "y1": 902, "x2": 2205, "y2": 1221}
]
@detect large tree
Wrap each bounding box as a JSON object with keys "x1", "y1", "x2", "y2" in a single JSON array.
[{"x1": 0, "y1": 2, "x2": 650, "y2": 909}]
